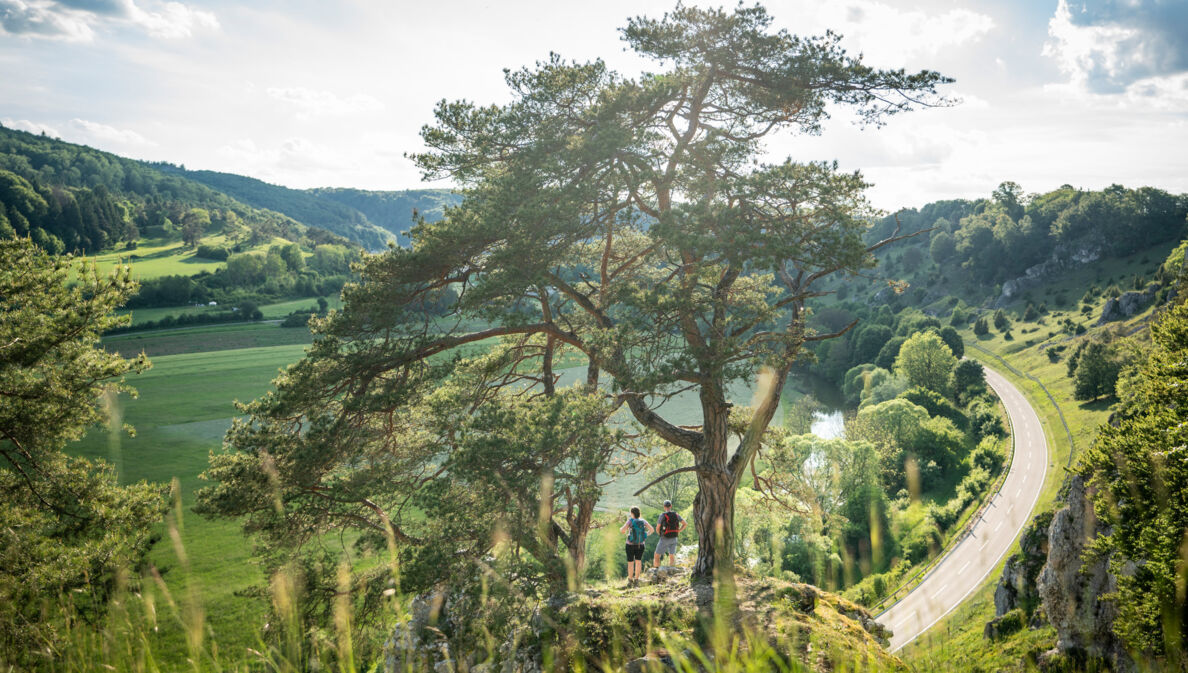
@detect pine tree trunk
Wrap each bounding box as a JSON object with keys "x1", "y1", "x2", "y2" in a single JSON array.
[
  {"x1": 691, "y1": 468, "x2": 735, "y2": 583},
  {"x1": 691, "y1": 387, "x2": 736, "y2": 584}
]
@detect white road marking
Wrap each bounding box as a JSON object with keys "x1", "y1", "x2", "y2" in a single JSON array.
[
  {"x1": 931, "y1": 584, "x2": 949, "y2": 599},
  {"x1": 993, "y1": 519, "x2": 1004, "y2": 532},
  {"x1": 958, "y1": 561, "x2": 970, "y2": 574}
]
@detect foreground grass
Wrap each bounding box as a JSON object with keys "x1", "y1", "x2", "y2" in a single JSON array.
[{"x1": 69, "y1": 342, "x2": 314, "y2": 666}]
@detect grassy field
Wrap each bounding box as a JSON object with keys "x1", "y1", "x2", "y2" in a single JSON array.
[
  {"x1": 78, "y1": 238, "x2": 225, "y2": 279},
  {"x1": 77, "y1": 233, "x2": 298, "y2": 281},
  {"x1": 103, "y1": 321, "x2": 318, "y2": 357},
  {"x1": 118, "y1": 294, "x2": 344, "y2": 326},
  {"x1": 69, "y1": 337, "x2": 316, "y2": 666}
]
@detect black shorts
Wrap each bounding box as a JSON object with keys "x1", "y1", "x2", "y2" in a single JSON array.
[{"x1": 625, "y1": 543, "x2": 645, "y2": 562}]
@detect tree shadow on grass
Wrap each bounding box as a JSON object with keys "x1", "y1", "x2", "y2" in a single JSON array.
[{"x1": 1077, "y1": 397, "x2": 1114, "y2": 413}]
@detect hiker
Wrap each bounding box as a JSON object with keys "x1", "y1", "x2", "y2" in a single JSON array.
[
  {"x1": 653, "y1": 499, "x2": 686, "y2": 568},
  {"x1": 619, "y1": 506, "x2": 653, "y2": 586}
]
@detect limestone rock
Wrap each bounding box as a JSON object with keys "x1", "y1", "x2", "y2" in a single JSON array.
[
  {"x1": 1035, "y1": 476, "x2": 1134, "y2": 672},
  {"x1": 990, "y1": 509, "x2": 1050, "y2": 619},
  {"x1": 1097, "y1": 286, "x2": 1157, "y2": 324}
]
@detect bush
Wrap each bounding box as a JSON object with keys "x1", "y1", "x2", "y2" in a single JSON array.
[
  {"x1": 991, "y1": 608, "x2": 1026, "y2": 640},
  {"x1": 281, "y1": 311, "x2": 314, "y2": 327},
  {"x1": 970, "y1": 438, "x2": 1004, "y2": 473},
  {"x1": 195, "y1": 244, "x2": 231, "y2": 260},
  {"x1": 926, "y1": 501, "x2": 960, "y2": 530},
  {"x1": 968, "y1": 398, "x2": 1006, "y2": 440},
  {"x1": 973, "y1": 317, "x2": 989, "y2": 336},
  {"x1": 903, "y1": 522, "x2": 940, "y2": 563}
]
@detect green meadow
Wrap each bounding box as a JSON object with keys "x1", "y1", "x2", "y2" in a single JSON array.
[
  {"x1": 70, "y1": 332, "x2": 315, "y2": 664},
  {"x1": 118, "y1": 294, "x2": 344, "y2": 326},
  {"x1": 77, "y1": 239, "x2": 226, "y2": 279}
]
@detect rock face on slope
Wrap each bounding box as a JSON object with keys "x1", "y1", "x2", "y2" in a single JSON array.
[
  {"x1": 384, "y1": 572, "x2": 904, "y2": 673},
  {"x1": 986, "y1": 476, "x2": 1135, "y2": 671},
  {"x1": 1097, "y1": 286, "x2": 1158, "y2": 324},
  {"x1": 995, "y1": 244, "x2": 1104, "y2": 308}
]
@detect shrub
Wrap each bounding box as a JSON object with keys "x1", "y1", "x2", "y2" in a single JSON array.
[
  {"x1": 967, "y1": 398, "x2": 1006, "y2": 441},
  {"x1": 993, "y1": 309, "x2": 1010, "y2": 331},
  {"x1": 195, "y1": 244, "x2": 231, "y2": 260},
  {"x1": 973, "y1": 317, "x2": 989, "y2": 336},
  {"x1": 970, "y1": 438, "x2": 1004, "y2": 473},
  {"x1": 281, "y1": 311, "x2": 314, "y2": 327},
  {"x1": 903, "y1": 522, "x2": 940, "y2": 563},
  {"x1": 991, "y1": 608, "x2": 1026, "y2": 640}
]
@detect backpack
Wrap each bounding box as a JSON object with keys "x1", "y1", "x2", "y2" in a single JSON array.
[
  {"x1": 660, "y1": 511, "x2": 681, "y2": 538},
  {"x1": 627, "y1": 518, "x2": 647, "y2": 545}
]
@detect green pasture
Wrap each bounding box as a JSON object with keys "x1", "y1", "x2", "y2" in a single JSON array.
[
  {"x1": 69, "y1": 341, "x2": 313, "y2": 665},
  {"x1": 77, "y1": 233, "x2": 300, "y2": 281},
  {"x1": 103, "y1": 321, "x2": 317, "y2": 357},
  {"x1": 119, "y1": 294, "x2": 344, "y2": 326},
  {"x1": 77, "y1": 238, "x2": 224, "y2": 279}
]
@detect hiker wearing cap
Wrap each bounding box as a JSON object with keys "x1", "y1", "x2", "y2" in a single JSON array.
[{"x1": 653, "y1": 500, "x2": 686, "y2": 568}]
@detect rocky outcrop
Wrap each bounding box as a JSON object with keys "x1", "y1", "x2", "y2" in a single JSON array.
[
  {"x1": 986, "y1": 508, "x2": 1051, "y2": 640},
  {"x1": 996, "y1": 244, "x2": 1104, "y2": 308},
  {"x1": 1097, "y1": 286, "x2": 1158, "y2": 324},
  {"x1": 985, "y1": 476, "x2": 1135, "y2": 672},
  {"x1": 645, "y1": 565, "x2": 688, "y2": 584},
  {"x1": 1035, "y1": 476, "x2": 1133, "y2": 671}
]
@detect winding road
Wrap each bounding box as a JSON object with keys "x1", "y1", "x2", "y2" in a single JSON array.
[{"x1": 876, "y1": 364, "x2": 1049, "y2": 652}]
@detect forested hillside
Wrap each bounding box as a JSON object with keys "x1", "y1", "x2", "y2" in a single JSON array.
[
  {"x1": 308, "y1": 187, "x2": 460, "y2": 245},
  {"x1": 864, "y1": 182, "x2": 1187, "y2": 304},
  {"x1": 0, "y1": 125, "x2": 456, "y2": 254},
  {"x1": 0, "y1": 125, "x2": 346, "y2": 253},
  {"x1": 163, "y1": 168, "x2": 394, "y2": 249},
  {"x1": 164, "y1": 168, "x2": 458, "y2": 250}
]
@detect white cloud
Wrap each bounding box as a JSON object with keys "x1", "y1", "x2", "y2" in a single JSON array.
[
  {"x1": 810, "y1": 1, "x2": 995, "y2": 68},
  {"x1": 1044, "y1": 0, "x2": 1188, "y2": 93},
  {"x1": 70, "y1": 118, "x2": 155, "y2": 147},
  {"x1": 0, "y1": 0, "x2": 215, "y2": 41},
  {"x1": 1, "y1": 117, "x2": 62, "y2": 137},
  {"x1": 126, "y1": 1, "x2": 217, "y2": 39},
  {"x1": 0, "y1": 0, "x2": 94, "y2": 42},
  {"x1": 266, "y1": 87, "x2": 385, "y2": 120}
]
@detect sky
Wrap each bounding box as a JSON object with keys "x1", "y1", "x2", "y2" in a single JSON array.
[{"x1": 1, "y1": 0, "x2": 1186, "y2": 211}]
